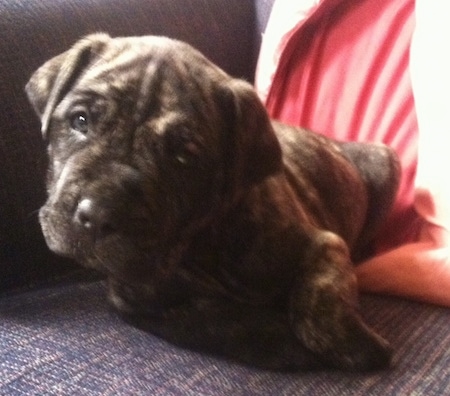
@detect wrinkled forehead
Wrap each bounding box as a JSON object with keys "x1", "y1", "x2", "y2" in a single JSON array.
[{"x1": 71, "y1": 37, "x2": 228, "y2": 124}]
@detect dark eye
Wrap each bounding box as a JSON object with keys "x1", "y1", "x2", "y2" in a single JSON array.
[
  {"x1": 165, "y1": 128, "x2": 201, "y2": 166},
  {"x1": 70, "y1": 112, "x2": 89, "y2": 134}
]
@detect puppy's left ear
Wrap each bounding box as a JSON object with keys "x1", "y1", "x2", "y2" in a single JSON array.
[
  {"x1": 25, "y1": 33, "x2": 110, "y2": 138},
  {"x1": 223, "y1": 79, "x2": 282, "y2": 189}
]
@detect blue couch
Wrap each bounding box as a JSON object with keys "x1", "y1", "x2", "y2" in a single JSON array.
[{"x1": 1, "y1": 0, "x2": 449, "y2": 394}]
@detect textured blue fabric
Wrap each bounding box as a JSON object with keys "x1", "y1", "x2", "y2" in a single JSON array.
[{"x1": 1, "y1": 281, "x2": 449, "y2": 395}]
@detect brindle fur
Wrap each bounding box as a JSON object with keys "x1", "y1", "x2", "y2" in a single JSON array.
[{"x1": 26, "y1": 34, "x2": 399, "y2": 371}]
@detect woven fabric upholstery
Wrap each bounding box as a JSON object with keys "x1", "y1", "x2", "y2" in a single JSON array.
[{"x1": 1, "y1": 281, "x2": 449, "y2": 395}]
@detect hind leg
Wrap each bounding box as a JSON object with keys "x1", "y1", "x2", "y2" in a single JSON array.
[
  {"x1": 340, "y1": 142, "x2": 400, "y2": 258},
  {"x1": 289, "y1": 231, "x2": 392, "y2": 370}
]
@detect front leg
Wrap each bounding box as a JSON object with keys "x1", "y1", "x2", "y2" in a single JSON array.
[
  {"x1": 108, "y1": 278, "x2": 321, "y2": 370},
  {"x1": 107, "y1": 278, "x2": 167, "y2": 316},
  {"x1": 289, "y1": 231, "x2": 392, "y2": 371}
]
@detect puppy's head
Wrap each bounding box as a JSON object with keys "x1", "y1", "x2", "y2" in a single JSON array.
[{"x1": 26, "y1": 33, "x2": 282, "y2": 281}]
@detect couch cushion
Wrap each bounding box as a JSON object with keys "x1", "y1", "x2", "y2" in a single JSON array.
[{"x1": 1, "y1": 281, "x2": 449, "y2": 395}]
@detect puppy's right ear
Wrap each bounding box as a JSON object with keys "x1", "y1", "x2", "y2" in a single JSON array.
[
  {"x1": 25, "y1": 33, "x2": 110, "y2": 138},
  {"x1": 219, "y1": 79, "x2": 282, "y2": 196}
]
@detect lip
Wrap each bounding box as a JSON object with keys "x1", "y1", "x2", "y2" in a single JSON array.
[
  {"x1": 40, "y1": 202, "x2": 160, "y2": 277},
  {"x1": 39, "y1": 204, "x2": 94, "y2": 259}
]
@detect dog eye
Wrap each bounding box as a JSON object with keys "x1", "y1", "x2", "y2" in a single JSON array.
[
  {"x1": 70, "y1": 112, "x2": 89, "y2": 134},
  {"x1": 165, "y1": 128, "x2": 201, "y2": 166}
]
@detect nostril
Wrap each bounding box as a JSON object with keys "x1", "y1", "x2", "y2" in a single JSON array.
[
  {"x1": 74, "y1": 198, "x2": 116, "y2": 236},
  {"x1": 74, "y1": 199, "x2": 96, "y2": 230}
]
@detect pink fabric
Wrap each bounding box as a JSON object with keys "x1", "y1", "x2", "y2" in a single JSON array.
[{"x1": 263, "y1": 0, "x2": 419, "y2": 253}]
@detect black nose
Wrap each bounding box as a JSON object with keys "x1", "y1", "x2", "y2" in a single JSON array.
[{"x1": 74, "y1": 198, "x2": 116, "y2": 236}]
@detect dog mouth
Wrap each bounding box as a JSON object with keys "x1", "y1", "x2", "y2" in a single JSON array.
[{"x1": 39, "y1": 201, "x2": 159, "y2": 277}]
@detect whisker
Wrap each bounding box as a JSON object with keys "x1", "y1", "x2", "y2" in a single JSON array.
[{"x1": 23, "y1": 208, "x2": 42, "y2": 223}]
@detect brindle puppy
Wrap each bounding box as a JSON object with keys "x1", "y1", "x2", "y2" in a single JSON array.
[{"x1": 26, "y1": 34, "x2": 399, "y2": 371}]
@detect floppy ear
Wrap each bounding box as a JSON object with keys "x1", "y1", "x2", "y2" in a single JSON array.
[
  {"x1": 25, "y1": 33, "x2": 110, "y2": 138},
  {"x1": 223, "y1": 79, "x2": 282, "y2": 190}
]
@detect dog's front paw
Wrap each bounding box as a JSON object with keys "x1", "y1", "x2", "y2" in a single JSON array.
[{"x1": 107, "y1": 278, "x2": 161, "y2": 316}]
